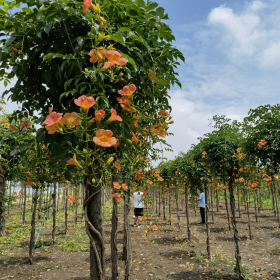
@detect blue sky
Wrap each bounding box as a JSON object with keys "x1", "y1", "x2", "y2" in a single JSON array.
[{"x1": 1, "y1": 0, "x2": 280, "y2": 160}]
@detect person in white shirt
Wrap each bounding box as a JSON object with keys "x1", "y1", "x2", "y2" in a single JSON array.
[
  {"x1": 133, "y1": 191, "x2": 144, "y2": 227},
  {"x1": 196, "y1": 188, "x2": 205, "y2": 224}
]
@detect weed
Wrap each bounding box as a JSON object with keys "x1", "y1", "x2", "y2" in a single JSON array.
[{"x1": 58, "y1": 239, "x2": 89, "y2": 252}]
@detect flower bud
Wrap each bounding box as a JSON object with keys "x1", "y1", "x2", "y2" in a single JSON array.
[
  {"x1": 98, "y1": 33, "x2": 105, "y2": 42},
  {"x1": 92, "y1": 4, "x2": 100, "y2": 14},
  {"x1": 106, "y1": 157, "x2": 114, "y2": 165}
]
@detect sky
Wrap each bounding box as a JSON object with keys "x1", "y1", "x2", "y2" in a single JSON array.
[{"x1": 1, "y1": 0, "x2": 280, "y2": 160}]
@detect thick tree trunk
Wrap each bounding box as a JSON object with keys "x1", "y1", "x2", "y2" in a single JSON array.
[
  {"x1": 224, "y1": 187, "x2": 231, "y2": 230},
  {"x1": 84, "y1": 171, "x2": 105, "y2": 280},
  {"x1": 29, "y1": 189, "x2": 38, "y2": 264},
  {"x1": 111, "y1": 176, "x2": 118, "y2": 280},
  {"x1": 246, "y1": 190, "x2": 252, "y2": 240},
  {"x1": 0, "y1": 167, "x2": 6, "y2": 236},
  {"x1": 52, "y1": 183, "x2": 57, "y2": 244},
  {"x1": 123, "y1": 187, "x2": 130, "y2": 280},
  {"x1": 185, "y1": 186, "x2": 191, "y2": 241},
  {"x1": 205, "y1": 184, "x2": 211, "y2": 258},
  {"x1": 23, "y1": 184, "x2": 27, "y2": 225},
  {"x1": 168, "y1": 189, "x2": 171, "y2": 225},
  {"x1": 228, "y1": 178, "x2": 244, "y2": 280}
]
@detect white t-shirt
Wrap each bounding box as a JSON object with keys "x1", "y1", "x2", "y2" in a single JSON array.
[
  {"x1": 133, "y1": 192, "x2": 144, "y2": 208},
  {"x1": 199, "y1": 192, "x2": 205, "y2": 208}
]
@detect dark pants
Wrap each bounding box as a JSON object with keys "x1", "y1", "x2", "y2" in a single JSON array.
[{"x1": 200, "y1": 207, "x2": 205, "y2": 224}]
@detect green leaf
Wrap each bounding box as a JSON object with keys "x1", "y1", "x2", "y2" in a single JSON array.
[
  {"x1": 77, "y1": 37, "x2": 85, "y2": 47},
  {"x1": 4, "y1": 36, "x2": 16, "y2": 47},
  {"x1": 110, "y1": 31, "x2": 125, "y2": 44},
  {"x1": 42, "y1": 72, "x2": 51, "y2": 83},
  {"x1": 44, "y1": 23, "x2": 52, "y2": 35},
  {"x1": 37, "y1": 130, "x2": 46, "y2": 142}
]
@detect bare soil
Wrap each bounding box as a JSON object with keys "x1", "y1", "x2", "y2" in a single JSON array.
[{"x1": 0, "y1": 200, "x2": 280, "y2": 280}]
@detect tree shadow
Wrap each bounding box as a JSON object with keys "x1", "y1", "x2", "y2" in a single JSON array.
[
  {"x1": 153, "y1": 236, "x2": 190, "y2": 245},
  {"x1": 210, "y1": 227, "x2": 228, "y2": 233},
  {"x1": 160, "y1": 249, "x2": 196, "y2": 259},
  {"x1": 167, "y1": 270, "x2": 238, "y2": 280},
  {"x1": 215, "y1": 235, "x2": 249, "y2": 242},
  {"x1": 0, "y1": 255, "x2": 50, "y2": 266}
]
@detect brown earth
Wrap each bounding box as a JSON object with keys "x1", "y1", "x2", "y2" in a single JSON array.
[{"x1": 0, "y1": 200, "x2": 280, "y2": 280}]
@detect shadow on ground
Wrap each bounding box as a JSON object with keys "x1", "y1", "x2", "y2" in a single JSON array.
[
  {"x1": 167, "y1": 270, "x2": 238, "y2": 280},
  {"x1": 160, "y1": 249, "x2": 196, "y2": 259},
  {"x1": 153, "y1": 236, "x2": 190, "y2": 245}
]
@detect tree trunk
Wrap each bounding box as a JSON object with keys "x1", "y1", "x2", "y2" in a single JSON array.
[
  {"x1": 228, "y1": 177, "x2": 244, "y2": 280},
  {"x1": 175, "y1": 187, "x2": 180, "y2": 231},
  {"x1": 46, "y1": 186, "x2": 49, "y2": 219},
  {"x1": 65, "y1": 186, "x2": 68, "y2": 235},
  {"x1": 210, "y1": 187, "x2": 214, "y2": 223},
  {"x1": 84, "y1": 171, "x2": 105, "y2": 280},
  {"x1": 185, "y1": 186, "x2": 191, "y2": 241},
  {"x1": 168, "y1": 189, "x2": 171, "y2": 225},
  {"x1": 257, "y1": 187, "x2": 261, "y2": 214},
  {"x1": 224, "y1": 187, "x2": 231, "y2": 230},
  {"x1": 254, "y1": 191, "x2": 258, "y2": 223},
  {"x1": 155, "y1": 188, "x2": 158, "y2": 214},
  {"x1": 102, "y1": 188, "x2": 105, "y2": 222},
  {"x1": 163, "y1": 195, "x2": 166, "y2": 220},
  {"x1": 57, "y1": 184, "x2": 60, "y2": 212},
  {"x1": 0, "y1": 167, "x2": 6, "y2": 236},
  {"x1": 158, "y1": 188, "x2": 161, "y2": 217},
  {"x1": 123, "y1": 187, "x2": 130, "y2": 280},
  {"x1": 23, "y1": 184, "x2": 27, "y2": 225},
  {"x1": 246, "y1": 189, "x2": 252, "y2": 240},
  {"x1": 216, "y1": 188, "x2": 219, "y2": 212},
  {"x1": 31, "y1": 188, "x2": 34, "y2": 212},
  {"x1": 29, "y1": 189, "x2": 38, "y2": 264},
  {"x1": 38, "y1": 189, "x2": 42, "y2": 220},
  {"x1": 52, "y1": 183, "x2": 57, "y2": 244},
  {"x1": 273, "y1": 183, "x2": 280, "y2": 228},
  {"x1": 237, "y1": 187, "x2": 241, "y2": 218},
  {"x1": 8, "y1": 181, "x2": 12, "y2": 219},
  {"x1": 111, "y1": 176, "x2": 118, "y2": 280},
  {"x1": 271, "y1": 186, "x2": 276, "y2": 217},
  {"x1": 205, "y1": 184, "x2": 211, "y2": 258}
]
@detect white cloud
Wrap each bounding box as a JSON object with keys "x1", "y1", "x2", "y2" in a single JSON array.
[
  {"x1": 261, "y1": 42, "x2": 280, "y2": 67},
  {"x1": 247, "y1": 0, "x2": 266, "y2": 11},
  {"x1": 208, "y1": 5, "x2": 261, "y2": 56},
  {"x1": 206, "y1": 0, "x2": 280, "y2": 67}
]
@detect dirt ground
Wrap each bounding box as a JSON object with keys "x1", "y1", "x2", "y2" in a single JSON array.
[{"x1": 0, "y1": 200, "x2": 280, "y2": 280}]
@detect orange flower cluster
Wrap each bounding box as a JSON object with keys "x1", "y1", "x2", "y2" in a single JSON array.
[
  {"x1": 149, "y1": 123, "x2": 167, "y2": 138},
  {"x1": 258, "y1": 140, "x2": 267, "y2": 149}
]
